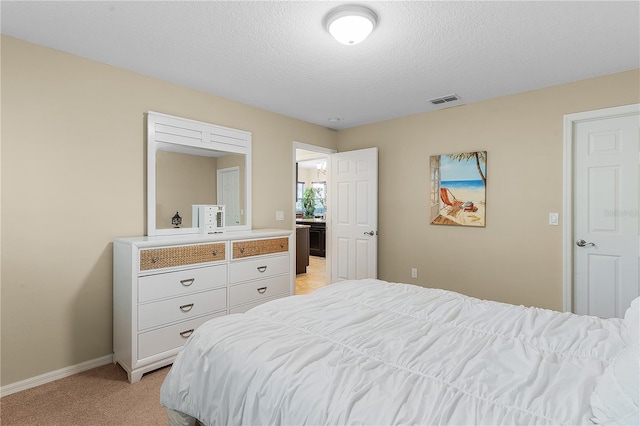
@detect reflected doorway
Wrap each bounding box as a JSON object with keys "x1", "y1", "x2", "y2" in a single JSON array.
[{"x1": 217, "y1": 166, "x2": 240, "y2": 226}]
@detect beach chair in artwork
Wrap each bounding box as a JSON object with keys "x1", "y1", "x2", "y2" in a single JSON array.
[{"x1": 440, "y1": 187, "x2": 478, "y2": 212}]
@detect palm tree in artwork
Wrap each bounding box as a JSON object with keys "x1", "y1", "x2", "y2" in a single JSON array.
[{"x1": 444, "y1": 151, "x2": 486, "y2": 185}]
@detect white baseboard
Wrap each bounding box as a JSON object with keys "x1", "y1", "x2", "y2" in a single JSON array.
[{"x1": 0, "y1": 354, "x2": 114, "y2": 397}]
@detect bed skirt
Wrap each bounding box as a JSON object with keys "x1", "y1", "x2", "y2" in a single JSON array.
[{"x1": 167, "y1": 408, "x2": 199, "y2": 426}]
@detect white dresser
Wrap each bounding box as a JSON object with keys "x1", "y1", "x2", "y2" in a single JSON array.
[{"x1": 113, "y1": 229, "x2": 293, "y2": 382}]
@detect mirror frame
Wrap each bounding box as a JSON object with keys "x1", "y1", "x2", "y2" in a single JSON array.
[{"x1": 147, "y1": 111, "x2": 252, "y2": 236}]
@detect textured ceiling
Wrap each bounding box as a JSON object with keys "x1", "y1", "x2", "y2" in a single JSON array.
[{"x1": 2, "y1": 1, "x2": 639, "y2": 130}]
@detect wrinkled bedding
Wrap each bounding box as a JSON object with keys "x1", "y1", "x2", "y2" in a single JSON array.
[{"x1": 160, "y1": 279, "x2": 629, "y2": 425}]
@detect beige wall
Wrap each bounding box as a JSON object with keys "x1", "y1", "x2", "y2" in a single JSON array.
[
  {"x1": 2, "y1": 34, "x2": 639, "y2": 387},
  {"x1": 337, "y1": 69, "x2": 640, "y2": 310},
  {"x1": 0, "y1": 36, "x2": 337, "y2": 386},
  {"x1": 297, "y1": 167, "x2": 324, "y2": 189}
]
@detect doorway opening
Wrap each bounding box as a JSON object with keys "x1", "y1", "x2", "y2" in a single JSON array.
[{"x1": 293, "y1": 143, "x2": 335, "y2": 295}]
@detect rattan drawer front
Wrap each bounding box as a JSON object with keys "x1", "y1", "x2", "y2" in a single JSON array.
[
  {"x1": 140, "y1": 243, "x2": 226, "y2": 271},
  {"x1": 138, "y1": 264, "x2": 227, "y2": 303},
  {"x1": 137, "y1": 312, "x2": 224, "y2": 360},
  {"x1": 232, "y1": 238, "x2": 288, "y2": 259},
  {"x1": 229, "y1": 254, "x2": 290, "y2": 284},
  {"x1": 229, "y1": 275, "x2": 290, "y2": 308},
  {"x1": 138, "y1": 288, "x2": 227, "y2": 331}
]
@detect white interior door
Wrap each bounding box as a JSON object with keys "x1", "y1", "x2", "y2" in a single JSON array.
[
  {"x1": 330, "y1": 147, "x2": 378, "y2": 282},
  {"x1": 217, "y1": 167, "x2": 240, "y2": 226},
  {"x1": 572, "y1": 106, "x2": 639, "y2": 318}
]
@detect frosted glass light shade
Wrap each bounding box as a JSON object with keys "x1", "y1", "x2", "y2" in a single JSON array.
[{"x1": 324, "y1": 5, "x2": 378, "y2": 45}]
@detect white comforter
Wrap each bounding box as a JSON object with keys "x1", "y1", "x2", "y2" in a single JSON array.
[{"x1": 160, "y1": 279, "x2": 627, "y2": 425}]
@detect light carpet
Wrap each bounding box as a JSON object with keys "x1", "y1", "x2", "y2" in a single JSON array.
[{"x1": 1, "y1": 363, "x2": 169, "y2": 425}]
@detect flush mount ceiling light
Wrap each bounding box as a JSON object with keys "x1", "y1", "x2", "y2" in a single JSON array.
[{"x1": 324, "y1": 4, "x2": 378, "y2": 45}]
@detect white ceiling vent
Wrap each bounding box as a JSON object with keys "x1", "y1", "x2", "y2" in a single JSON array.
[{"x1": 429, "y1": 94, "x2": 460, "y2": 105}]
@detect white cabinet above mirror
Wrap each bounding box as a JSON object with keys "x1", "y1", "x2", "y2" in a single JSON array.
[{"x1": 147, "y1": 111, "x2": 252, "y2": 236}]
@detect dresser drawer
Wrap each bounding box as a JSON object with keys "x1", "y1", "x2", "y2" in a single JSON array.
[
  {"x1": 140, "y1": 243, "x2": 226, "y2": 271},
  {"x1": 229, "y1": 254, "x2": 289, "y2": 284},
  {"x1": 232, "y1": 238, "x2": 288, "y2": 259},
  {"x1": 137, "y1": 312, "x2": 224, "y2": 360},
  {"x1": 229, "y1": 294, "x2": 287, "y2": 314},
  {"x1": 138, "y1": 288, "x2": 227, "y2": 331},
  {"x1": 229, "y1": 274, "x2": 290, "y2": 307},
  {"x1": 139, "y1": 264, "x2": 227, "y2": 303}
]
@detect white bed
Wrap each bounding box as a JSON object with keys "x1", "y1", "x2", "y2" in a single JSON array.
[{"x1": 160, "y1": 279, "x2": 639, "y2": 425}]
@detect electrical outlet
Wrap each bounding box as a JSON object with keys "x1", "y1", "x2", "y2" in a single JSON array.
[{"x1": 411, "y1": 268, "x2": 418, "y2": 278}]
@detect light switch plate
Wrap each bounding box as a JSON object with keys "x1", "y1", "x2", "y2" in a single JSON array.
[
  {"x1": 549, "y1": 212, "x2": 559, "y2": 226},
  {"x1": 276, "y1": 210, "x2": 284, "y2": 221}
]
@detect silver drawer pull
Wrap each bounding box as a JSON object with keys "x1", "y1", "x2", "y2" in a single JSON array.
[
  {"x1": 151, "y1": 256, "x2": 159, "y2": 263},
  {"x1": 212, "y1": 249, "x2": 218, "y2": 256},
  {"x1": 257, "y1": 286, "x2": 267, "y2": 294},
  {"x1": 179, "y1": 329, "x2": 194, "y2": 338},
  {"x1": 257, "y1": 266, "x2": 267, "y2": 273},
  {"x1": 179, "y1": 303, "x2": 194, "y2": 312},
  {"x1": 239, "y1": 247, "x2": 245, "y2": 253},
  {"x1": 280, "y1": 242, "x2": 285, "y2": 248},
  {"x1": 180, "y1": 278, "x2": 195, "y2": 286}
]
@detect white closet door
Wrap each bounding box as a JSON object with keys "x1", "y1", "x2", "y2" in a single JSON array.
[{"x1": 573, "y1": 108, "x2": 639, "y2": 318}]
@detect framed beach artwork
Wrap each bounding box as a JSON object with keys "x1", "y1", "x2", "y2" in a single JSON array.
[{"x1": 430, "y1": 151, "x2": 487, "y2": 227}]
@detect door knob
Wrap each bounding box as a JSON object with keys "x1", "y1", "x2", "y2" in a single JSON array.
[
  {"x1": 576, "y1": 239, "x2": 595, "y2": 247},
  {"x1": 363, "y1": 231, "x2": 376, "y2": 236}
]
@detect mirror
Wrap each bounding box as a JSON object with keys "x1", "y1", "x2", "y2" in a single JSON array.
[
  {"x1": 147, "y1": 112, "x2": 252, "y2": 236},
  {"x1": 156, "y1": 150, "x2": 246, "y2": 229}
]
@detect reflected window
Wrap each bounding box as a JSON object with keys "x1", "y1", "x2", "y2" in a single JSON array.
[{"x1": 312, "y1": 181, "x2": 327, "y2": 215}]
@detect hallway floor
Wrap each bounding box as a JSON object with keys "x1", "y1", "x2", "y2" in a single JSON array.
[{"x1": 295, "y1": 256, "x2": 326, "y2": 295}]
